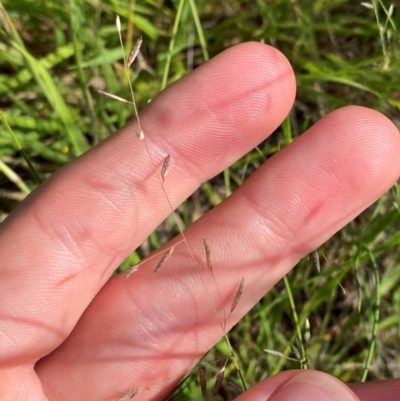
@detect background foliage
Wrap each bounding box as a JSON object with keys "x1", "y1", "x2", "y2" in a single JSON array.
[{"x1": 0, "y1": 0, "x2": 399, "y2": 400}]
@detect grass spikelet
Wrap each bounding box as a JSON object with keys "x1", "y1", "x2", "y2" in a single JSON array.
[
  {"x1": 93, "y1": 90, "x2": 134, "y2": 105},
  {"x1": 203, "y1": 238, "x2": 212, "y2": 272},
  {"x1": 122, "y1": 265, "x2": 139, "y2": 279},
  {"x1": 116, "y1": 15, "x2": 121, "y2": 33},
  {"x1": 127, "y1": 36, "x2": 143, "y2": 68},
  {"x1": 230, "y1": 278, "x2": 245, "y2": 313},
  {"x1": 135, "y1": 128, "x2": 144, "y2": 140},
  {"x1": 153, "y1": 246, "x2": 174, "y2": 275},
  {"x1": 212, "y1": 361, "x2": 227, "y2": 396},
  {"x1": 263, "y1": 348, "x2": 302, "y2": 363},
  {"x1": 123, "y1": 242, "x2": 184, "y2": 279},
  {"x1": 199, "y1": 366, "x2": 207, "y2": 399},
  {"x1": 117, "y1": 386, "x2": 146, "y2": 400},
  {"x1": 312, "y1": 250, "x2": 320, "y2": 273},
  {"x1": 161, "y1": 155, "x2": 171, "y2": 182}
]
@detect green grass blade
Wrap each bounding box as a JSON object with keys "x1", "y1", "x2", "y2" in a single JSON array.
[
  {"x1": 188, "y1": 0, "x2": 209, "y2": 61},
  {"x1": 361, "y1": 249, "x2": 381, "y2": 381},
  {"x1": 283, "y1": 275, "x2": 308, "y2": 369},
  {"x1": 10, "y1": 40, "x2": 89, "y2": 156},
  {"x1": 161, "y1": 0, "x2": 185, "y2": 90},
  {"x1": 0, "y1": 111, "x2": 41, "y2": 185},
  {"x1": 0, "y1": 158, "x2": 31, "y2": 194},
  {"x1": 68, "y1": 0, "x2": 98, "y2": 143}
]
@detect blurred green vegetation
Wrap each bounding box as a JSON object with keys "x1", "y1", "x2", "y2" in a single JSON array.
[{"x1": 0, "y1": 0, "x2": 399, "y2": 400}]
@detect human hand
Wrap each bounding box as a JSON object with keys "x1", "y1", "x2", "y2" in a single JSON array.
[{"x1": 1, "y1": 42, "x2": 400, "y2": 401}]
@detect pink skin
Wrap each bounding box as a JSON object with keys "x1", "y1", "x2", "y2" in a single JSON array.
[{"x1": 0, "y1": 42, "x2": 399, "y2": 401}]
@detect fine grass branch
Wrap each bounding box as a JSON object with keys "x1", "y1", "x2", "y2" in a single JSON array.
[{"x1": 111, "y1": 16, "x2": 248, "y2": 398}]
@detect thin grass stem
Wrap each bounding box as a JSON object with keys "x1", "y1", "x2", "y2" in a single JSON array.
[
  {"x1": 116, "y1": 15, "x2": 247, "y2": 390},
  {"x1": 283, "y1": 275, "x2": 308, "y2": 369},
  {"x1": 160, "y1": 0, "x2": 185, "y2": 90},
  {"x1": 188, "y1": 0, "x2": 209, "y2": 61},
  {"x1": 0, "y1": 111, "x2": 41, "y2": 185},
  {"x1": 361, "y1": 248, "x2": 380, "y2": 382}
]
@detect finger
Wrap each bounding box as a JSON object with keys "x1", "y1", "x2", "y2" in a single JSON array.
[
  {"x1": 234, "y1": 371, "x2": 400, "y2": 401},
  {"x1": 36, "y1": 106, "x2": 400, "y2": 401},
  {"x1": 0, "y1": 43, "x2": 295, "y2": 366},
  {"x1": 349, "y1": 379, "x2": 400, "y2": 401},
  {"x1": 235, "y1": 370, "x2": 359, "y2": 401}
]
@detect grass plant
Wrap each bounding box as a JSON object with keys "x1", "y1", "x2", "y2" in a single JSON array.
[{"x1": 1, "y1": 0, "x2": 400, "y2": 400}]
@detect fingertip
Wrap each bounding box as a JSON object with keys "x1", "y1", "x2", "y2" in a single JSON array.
[
  {"x1": 302, "y1": 105, "x2": 400, "y2": 199},
  {"x1": 329, "y1": 105, "x2": 399, "y2": 142},
  {"x1": 222, "y1": 41, "x2": 296, "y2": 83},
  {"x1": 349, "y1": 378, "x2": 400, "y2": 401},
  {"x1": 148, "y1": 41, "x2": 297, "y2": 141},
  {"x1": 211, "y1": 41, "x2": 297, "y2": 111},
  {"x1": 236, "y1": 370, "x2": 359, "y2": 401},
  {"x1": 352, "y1": 106, "x2": 400, "y2": 177}
]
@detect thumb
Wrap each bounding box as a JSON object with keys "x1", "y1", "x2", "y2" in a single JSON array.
[{"x1": 236, "y1": 370, "x2": 359, "y2": 401}]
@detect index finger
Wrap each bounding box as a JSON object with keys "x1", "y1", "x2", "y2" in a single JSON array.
[{"x1": 0, "y1": 42, "x2": 296, "y2": 366}]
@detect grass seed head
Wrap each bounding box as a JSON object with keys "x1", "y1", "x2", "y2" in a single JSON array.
[
  {"x1": 116, "y1": 15, "x2": 121, "y2": 33},
  {"x1": 122, "y1": 265, "x2": 138, "y2": 279},
  {"x1": 161, "y1": 155, "x2": 171, "y2": 181},
  {"x1": 153, "y1": 246, "x2": 174, "y2": 275},
  {"x1": 128, "y1": 36, "x2": 143, "y2": 68},
  {"x1": 230, "y1": 278, "x2": 245, "y2": 313},
  {"x1": 117, "y1": 386, "x2": 146, "y2": 400},
  {"x1": 212, "y1": 364, "x2": 226, "y2": 396},
  {"x1": 199, "y1": 366, "x2": 207, "y2": 399},
  {"x1": 203, "y1": 238, "x2": 212, "y2": 272},
  {"x1": 94, "y1": 90, "x2": 134, "y2": 105}
]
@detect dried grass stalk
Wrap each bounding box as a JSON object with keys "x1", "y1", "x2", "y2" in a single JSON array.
[
  {"x1": 199, "y1": 366, "x2": 207, "y2": 399},
  {"x1": 117, "y1": 386, "x2": 146, "y2": 400},
  {"x1": 161, "y1": 155, "x2": 171, "y2": 181},
  {"x1": 312, "y1": 250, "x2": 320, "y2": 273},
  {"x1": 203, "y1": 238, "x2": 212, "y2": 272},
  {"x1": 153, "y1": 246, "x2": 174, "y2": 275},
  {"x1": 230, "y1": 278, "x2": 245, "y2": 313},
  {"x1": 94, "y1": 90, "x2": 134, "y2": 105},
  {"x1": 122, "y1": 265, "x2": 139, "y2": 279},
  {"x1": 127, "y1": 36, "x2": 143, "y2": 68},
  {"x1": 122, "y1": 243, "x2": 183, "y2": 279},
  {"x1": 211, "y1": 364, "x2": 226, "y2": 396}
]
